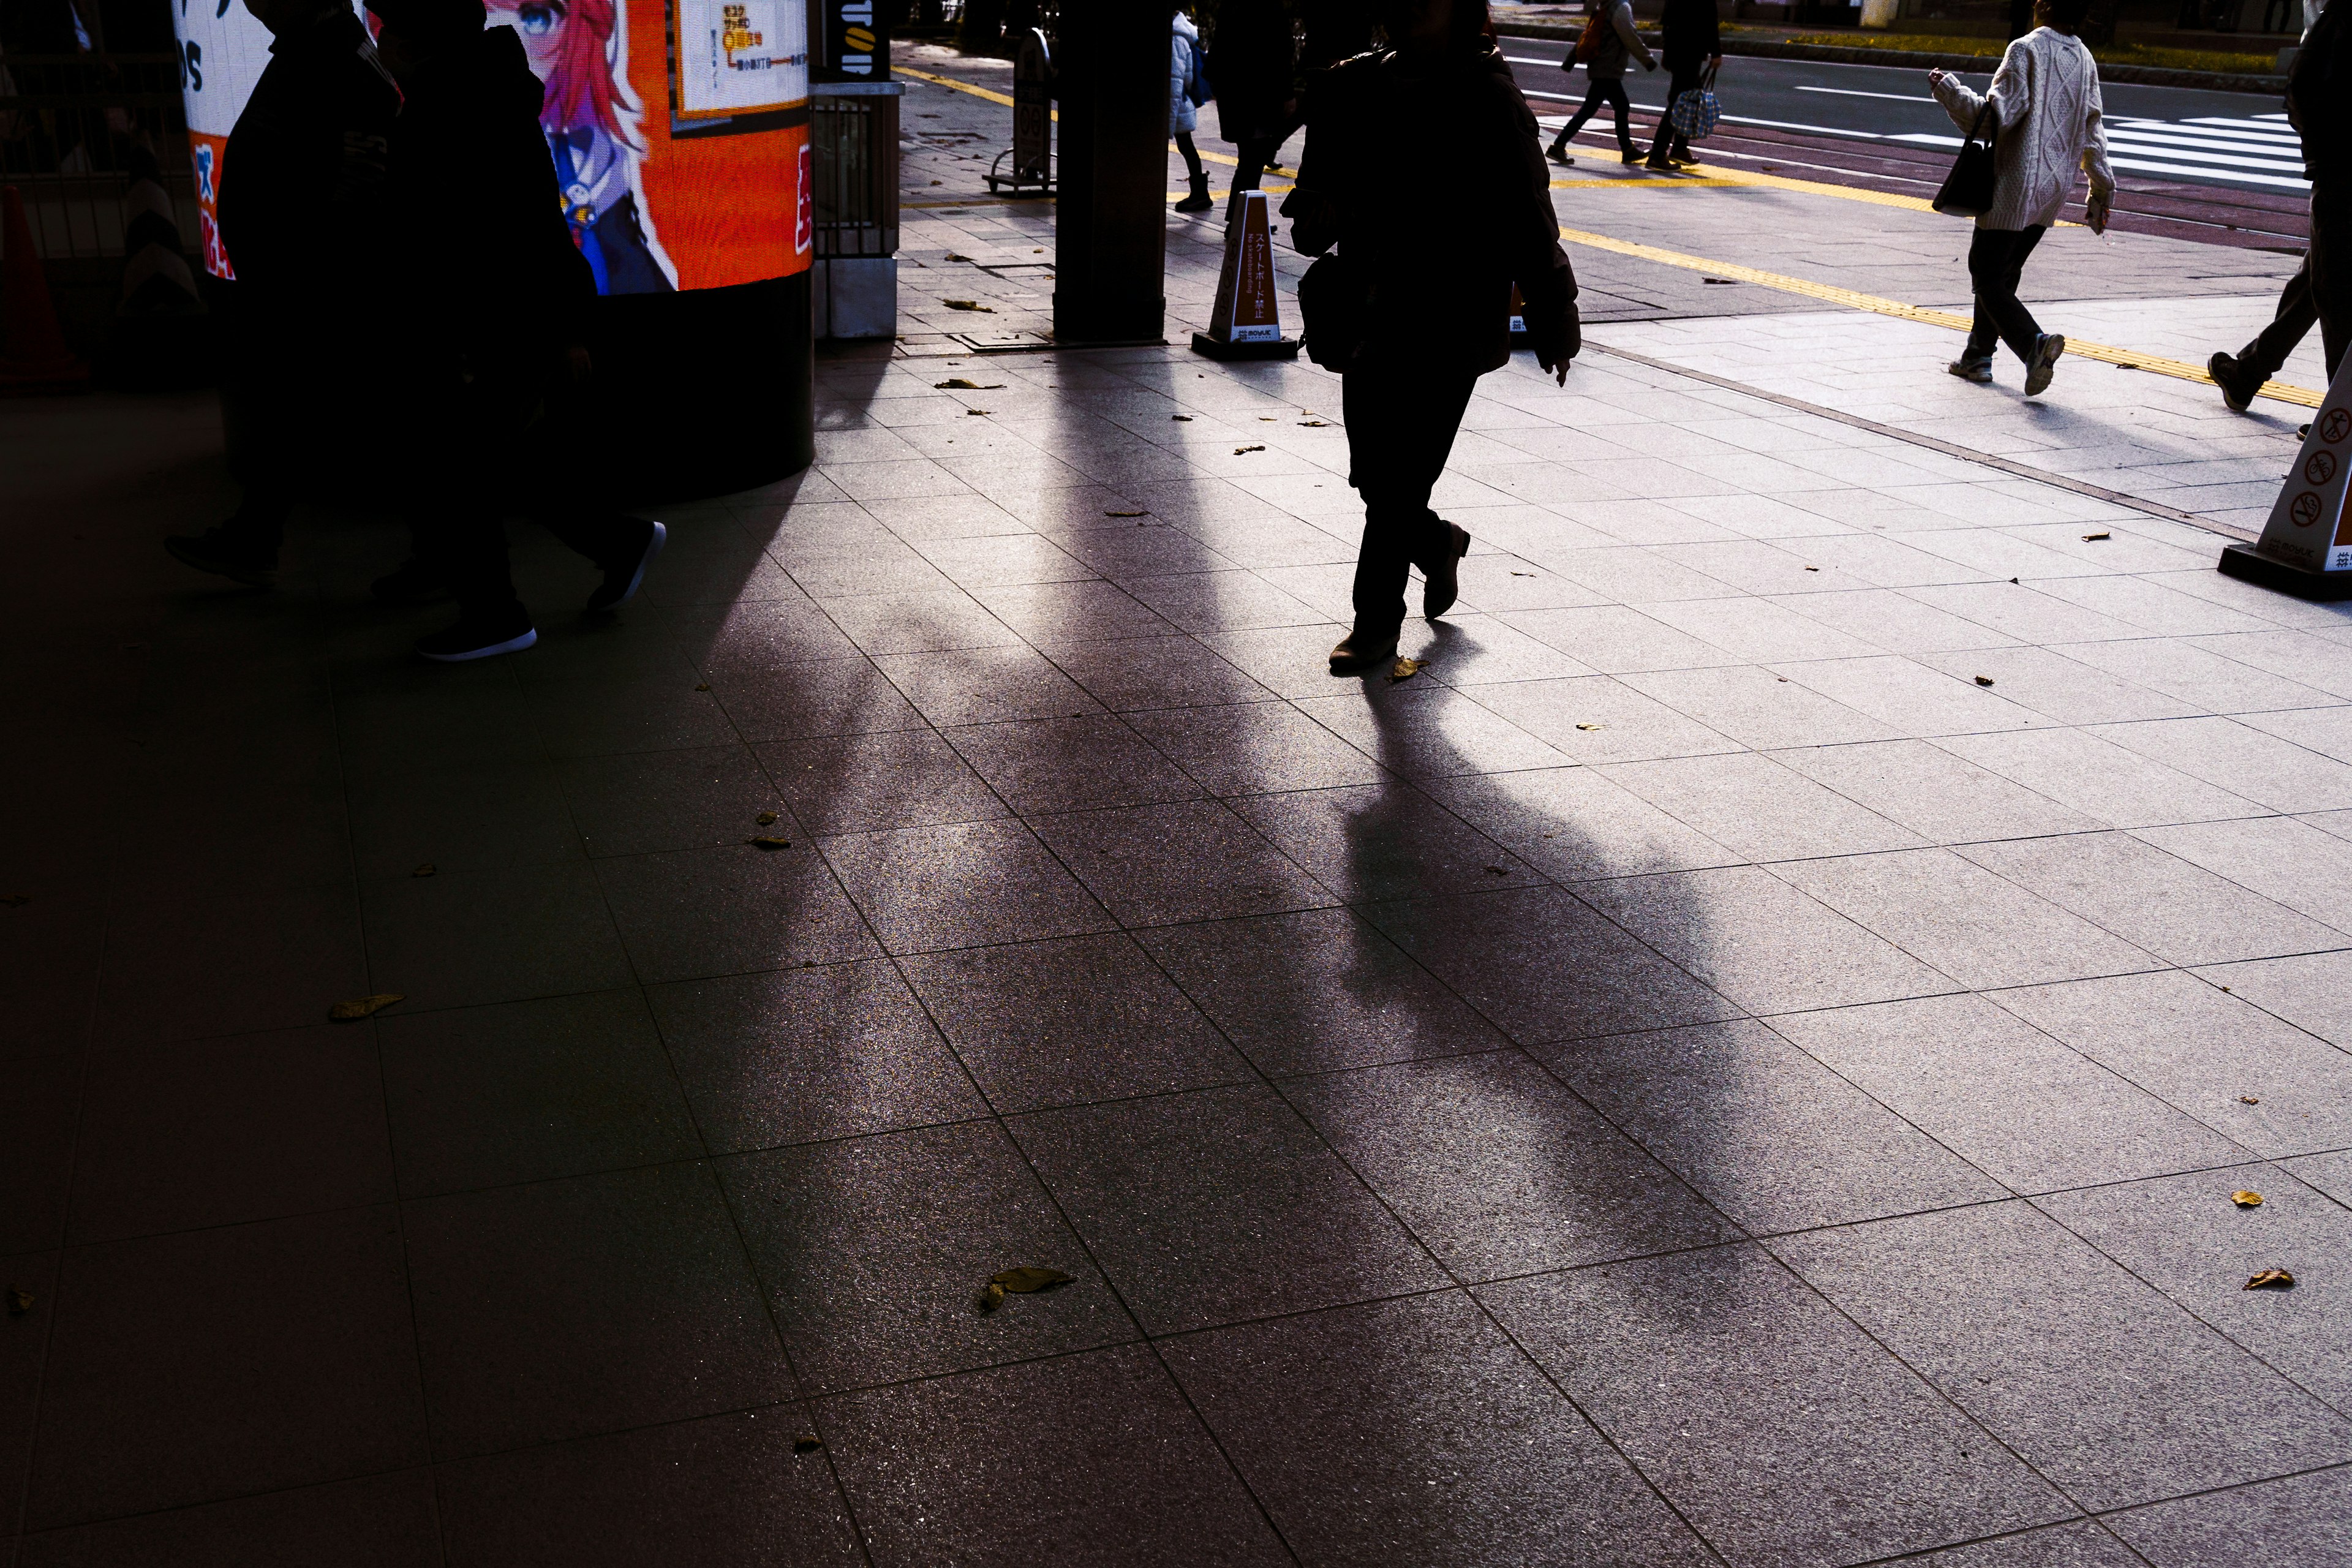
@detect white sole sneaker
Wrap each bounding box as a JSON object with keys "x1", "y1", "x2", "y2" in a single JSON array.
[
  {"x1": 613, "y1": 521, "x2": 665, "y2": 608},
  {"x1": 2024, "y1": 334, "x2": 2065, "y2": 398},
  {"x1": 418, "y1": 625, "x2": 538, "y2": 662}
]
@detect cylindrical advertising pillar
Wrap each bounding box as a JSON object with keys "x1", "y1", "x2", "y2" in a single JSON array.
[{"x1": 170, "y1": 0, "x2": 815, "y2": 499}]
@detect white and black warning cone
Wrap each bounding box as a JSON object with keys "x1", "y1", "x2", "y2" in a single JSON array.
[
  {"x1": 1191, "y1": 189, "x2": 1299, "y2": 362},
  {"x1": 2219, "y1": 355, "x2": 2352, "y2": 600}
]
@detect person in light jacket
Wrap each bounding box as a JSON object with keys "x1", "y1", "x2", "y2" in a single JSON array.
[
  {"x1": 1172, "y1": 6, "x2": 1213, "y2": 213},
  {"x1": 1547, "y1": 0, "x2": 1655, "y2": 165},
  {"x1": 1931, "y1": 0, "x2": 2113, "y2": 397}
]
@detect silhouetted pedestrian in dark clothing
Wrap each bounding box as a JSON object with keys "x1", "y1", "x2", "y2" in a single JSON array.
[
  {"x1": 162, "y1": 0, "x2": 398, "y2": 585},
  {"x1": 372, "y1": 0, "x2": 663, "y2": 660},
  {"x1": 2211, "y1": 0, "x2": 2349, "y2": 405},
  {"x1": 1548, "y1": 0, "x2": 1654, "y2": 164},
  {"x1": 1643, "y1": 0, "x2": 1719, "y2": 168},
  {"x1": 1286, "y1": 0, "x2": 1578, "y2": 675},
  {"x1": 1209, "y1": 0, "x2": 1297, "y2": 203}
]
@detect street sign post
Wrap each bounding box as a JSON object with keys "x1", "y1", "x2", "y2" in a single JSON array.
[{"x1": 985, "y1": 27, "x2": 1054, "y2": 194}]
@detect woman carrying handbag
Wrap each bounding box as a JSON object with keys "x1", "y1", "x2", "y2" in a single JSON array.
[{"x1": 1931, "y1": 0, "x2": 2114, "y2": 396}]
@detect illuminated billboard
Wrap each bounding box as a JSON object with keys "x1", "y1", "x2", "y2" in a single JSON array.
[{"x1": 172, "y1": 0, "x2": 812, "y2": 291}]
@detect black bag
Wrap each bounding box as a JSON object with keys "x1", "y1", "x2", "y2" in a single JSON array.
[
  {"x1": 1932, "y1": 102, "x2": 1999, "y2": 217},
  {"x1": 1297, "y1": 251, "x2": 1371, "y2": 371}
]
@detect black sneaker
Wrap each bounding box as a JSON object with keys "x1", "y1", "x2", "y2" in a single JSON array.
[
  {"x1": 2024, "y1": 333, "x2": 2065, "y2": 398},
  {"x1": 587, "y1": 519, "x2": 666, "y2": 612},
  {"x1": 1329, "y1": 624, "x2": 1400, "y2": 676},
  {"x1": 371, "y1": 557, "x2": 443, "y2": 604},
  {"x1": 416, "y1": 610, "x2": 538, "y2": 662},
  {"x1": 2208, "y1": 350, "x2": 2260, "y2": 413},
  {"x1": 1422, "y1": 522, "x2": 1472, "y2": 620},
  {"x1": 1547, "y1": 145, "x2": 1575, "y2": 165},
  {"x1": 164, "y1": 527, "x2": 276, "y2": 586},
  {"x1": 1621, "y1": 146, "x2": 1644, "y2": 164}
]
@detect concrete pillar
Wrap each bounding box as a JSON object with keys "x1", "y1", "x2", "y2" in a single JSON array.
[{"x1": 1052, "y1": 0, "x2": 1169, "y2": 345}]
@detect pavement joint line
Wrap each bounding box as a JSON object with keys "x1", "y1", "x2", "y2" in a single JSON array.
[
  {"x1": 1584, "y1": 337, "x2": 2260, "y2": 542},
  {"x1": 1555, "y1": 222, "x2": 2324, "y2": 409}
]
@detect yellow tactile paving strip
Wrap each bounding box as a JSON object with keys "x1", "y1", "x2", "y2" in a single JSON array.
[{"x1": 896, "y1": 63, "x2": 2320, "y2": 410}]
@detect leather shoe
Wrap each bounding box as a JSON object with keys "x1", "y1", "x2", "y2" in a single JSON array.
[
  {"x1": 1422, "y1": 522, "x2": 1471, "y2": 619},
  {"x1": 1328, "y1": 624, "x2": 1399, "y2": 676}
]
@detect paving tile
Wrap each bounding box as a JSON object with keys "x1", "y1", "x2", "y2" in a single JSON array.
[
  {"x1": 1618, "y1": 663, "x2": 1898, "y2": 750},
  {"x1": 1540, "y1": 1019, "x2": 2006, "y2": 1231},
  {"x1": 668, "y1": 598, "x2": 865, "y2": 674},
  {"x1": 1774, "y1": 847, "x2": 2156, "y2": 989},
  {"x1": 68, "y1": 1025, "x2": 393, "y2": 1242},
  {"x1": 1992, "y1": 970, "x2": 2352, "y2": 1158},
  {"x1": 1912, "y1": 644, "x2": 2199, "y2": 725},
  {"x1": 1368, "y1": 885, "x2": 1738, "y2": 1044},
  {"x1": 1295, "y1": 684, "x2": 1570, "y2": 780},
  {"x1": 722, "y1": 1121, "x2": 1130, "y2": 1392},
  {"x1": 1287, "y1": 1052, "x2": 1735, "y2": 1278},
  {"x1": 1775, "y1": 739, "x2": 2100, "y2": 844},
  {"x1": 2194, "y1": 949, "x2": 2352, "y2": 1053},
  {"x1": 645, "y1": 962, "x2": 984, "y2": 1153},
  {"x1": 1010, "y1": 1083, "x2": 1444, "y2": 1335},
  {"x1": 1426, "y1": 764, "x2": 1742, "y2": 882},
  {"x1": 1139, "y1": 907, "x2": 1507, "y2": 1076},
  {"x1": 1500, "y1": 605, "x2": 1740, "y2": 674},
  {"x1": 872, "y1": 645, "x2": 1107, "y2": 728},
  {"x1": 521, "y1": 674, "x2": 741, "y2": 760},
  {"x1": 0, "y1": 1246, "x2": 56, "y2": 1534},
  {"x1": 1584, "y1": 865, "x2": 1954, "y2": 1014},
  {"x1": 1118, "y1": 570, "x2": 1325, "y2": 633},
  {"x1": 1888, "y1": 1521, "x2": 2143, "y2": 1567},
  {"x1": 404, "y1": 1161, "x2": 791, "y2": 1458},
  {"x1": 2090, "y1": 716, "x2": 2352, "y2": 813},
  {"x1": 1775, "y1": 1202, "x2": 2352, "y2": 1510},
  {"x1": 1939, "y1": 728, "x2": 2264, "y2": 829},
  {"x1": 13, "y1": 1471, "x2": 441, "y2": 1568},
  {"x1": 2284, "y1": 1148, "x2": 2352, "y2": 1205},
  {"x1": 1464, "y1": 674, "x2": 1743, "y2": 763},
  {"x1": 818, "y1": 589, "x2": 1022, "y2": 657},
  {"x1": 2055, "y1": 637, "x2": 2336, "y2": 714},
  {"x1": 1044, "y1": 635, "x2": 1275, "y2": 712},
  {"x1": 1774, "y1": 587, "x2": 2019, "y2": 655},
  {"x1": 2136, "y1": 815, "x2": 2352, "y2": 937},
  {"x1": 26, "y1": 1209, "x2": 426, "y2": 1529},
  {"x1": 1029, "y1": 799, "x2": 1330, "y2": 927},
  {"x1": 1774, "y1": 654, "x2": 2050, "y2": 736},
  {"x1": 1125, "y1": 700, "x2": 1386, "y2": 796},
  {"x1": 1402, "y1": 612, "x2": 1597, "y2": 685},
  {"x1": 379, "y1": 990, "x2": 703, "y2": 1196},
  {"x1": 1599, "y1": 751, "x2": 1924, "y2": 864},
  {"x1": 1776, "y1": 993, "x2": 2248, "y2": 1193},
  {"x1": 2106, "y1": 1466, "x2": 2352, "y2": 1567},
  {"x1": 754, "y1": 729, "x2": 1008, "y2": 834},
  {"x1": 900, "y1": 933, "x2": 1249, "y2": 1110},
  {"x1": 1479, "y1": 1244, "x2": 2071, "y2": 1568},
  {"x1": 1959, "y1": 832, "x2": 2342, "y2": 967},
  {"x1": 1227, "y1": 781, "x2": 1537, "y2": 902},
  {"x1": 2035, "y1": 1166, "x2": 2352, "y2": 1406},
  {"x1": 436, "y1": 1412, "x2": 861, "y2": 1568},
  {"x1": 596, "y1": 840, "x2": 878, "y2": 982},
  {"x1": 347, "y1": 759, "x2": 583, "y2": 880},
  {"x1": 944, "y1": 714, "x2": 1204, "y2": 814},
  {"x1": 704, "y1": 655, "x2": 927, "y2": 743},
  {"x1": 823, "y1": 1346, "x2": 1287, "y2": 1568},
  {"x1": 94, "y1": 877, "x2": 368, "y2": 1047},
  {"x1": 1166, "y1": 1292, "x2": 1714, "y2": 1567},
  {"x1": 360, "y1": 861, "x2": 633, "y2": 1011},
  {"x1": 556, "y1": 745, "x2": 781, "y2": 858}
]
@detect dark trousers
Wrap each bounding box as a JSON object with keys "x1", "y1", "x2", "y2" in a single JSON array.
[
  {"x1": 1175, "y1": 129, "x2": 1205, "y2": 182},
  {"x1": 1342, "y1": 363, "x2": 1477, "y2": 635},
  {"x1": 2312, "y1": 180, "x2": 2351, "y2": 380},
  {"x1": 1555, "y1": 75, "x2": 1634, "y2": 151},
  {"x1": 406, "y1": 369, "x2": 644, "y2": 619},
  {"x1": 2239, "y1": 254, "x2": 2320, "y2": 382},
  {"x1": 1646, "y1": 64, "x2": 1701, "y2": 162},
  {"x1": 1965, "y1": 224, "x2": 2048, "y2": 363}
]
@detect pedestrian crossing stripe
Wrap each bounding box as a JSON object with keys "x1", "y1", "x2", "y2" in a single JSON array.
[{"x1": 1550, "y1": 223, "x2": 2324, "y2": 409}]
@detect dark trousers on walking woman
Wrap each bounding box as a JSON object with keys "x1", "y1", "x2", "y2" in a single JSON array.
[
  {"x1": 1645, "y1": 65, "x2": 1700, "y2": 164},
  {"x1": 1553, "y1": 76, "x2": 1634, "y2": 156},
  {"x1": 1966, "y1": 224, "x2": 2048, "y2": 363},
  {"x1": 1342, "y1": 363, "x2": 1477, "y2": 636}
]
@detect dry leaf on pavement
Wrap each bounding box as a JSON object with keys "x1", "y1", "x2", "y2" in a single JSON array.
[
  {"x1": 1234, "y1": 444, "x2": 1265, "y2": 454},
  {"x1": 2082, "y1": 532, "x2": 2111, "y2": 541},
  {"x1": 2245, "y1": 1269, "x2": 2296, "y2": 1291},
  {"x1": 6, "y1": 1288, "x2": 31, "y2": 1316},
  {"x1": 2242, "y1": 1095, "x2": 2261, "y2": 1104},
  {"x1": 756, "y1": 812, "x2": 779, "y2": 825},
  {"x1": 1105, "y1": 509, "x2": 1148, "y2": 518},
  {"x1": 412, "y1": 864, "x2": 435, "y2": 878},
  {"x1": 976, "y1": 1281, "x2": 1006, "y2": 1312},
  {"x1": 991, "y1": 1267, "x2": 1073, "y2": 1293},
  {"x1": 2233, "y1": 1191, "x2": 2264, "y2": 1207},
  {"x1": 944, "y1": 300, "x2": 994, "y2": 312},
  {"x1": 748, "y1": 835, "x2": 793, "y2": 850},
  {"x1": 329, "y1": 993, "x2": 403, "y2": 1022},
  {"x1": 1974, "y1": 676, "x2": 1996, "y2": 686},
  {"x1": 794, "y1": 1433, "x2": 823, "y2": 1452},
  {"x1": 1575, "y1": 722, "x2": 1605, "y2": 731},
  {"x1": 1388, "y1": 657, "x2": 1426, "y2": 682}
]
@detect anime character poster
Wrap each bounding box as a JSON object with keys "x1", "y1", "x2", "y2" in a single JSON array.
[{"x1": 171, "y1": 0, "x2": 812, "y2": 290}]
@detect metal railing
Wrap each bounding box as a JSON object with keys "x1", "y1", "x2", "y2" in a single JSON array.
[
  {"x1": 0, "y1": 51, "x2": 197, "y2": 265},
  {"x1": 810, "y1": 83, "x2": 900, "y2": 259}
]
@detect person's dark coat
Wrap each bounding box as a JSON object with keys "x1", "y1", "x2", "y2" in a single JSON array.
[
  {"x1": 217, "y1": 8, "x2": 400, "y2": 311},
  {"x1": 1284, "y1": 40, "x2": 1577, "y2": 375},
  {"x1": 385, "y1": 24, "x2": 596, "y2": 372},
  {"x1": 2290, "y1": 0, "x2": 2346, "y2": 184},
  {"x1": 1657, "y1": 0, "x2": 1721, "y2": 72},
  {"x1": 1208, "y1": 0, "x2": 1297, "y2": 143}
]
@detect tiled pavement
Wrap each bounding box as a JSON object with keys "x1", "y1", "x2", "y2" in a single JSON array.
[{"x1": 7, "y1": 54, "x2": 2352, "y2": 1568}]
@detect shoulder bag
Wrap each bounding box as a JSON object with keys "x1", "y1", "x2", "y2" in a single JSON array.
[
  {"x1": 1932, "y1": 100, "x2": 1999, "y2": 216},
  {"x1": 1570, "y1": 10, "x2": 1604, "y2": 64}
]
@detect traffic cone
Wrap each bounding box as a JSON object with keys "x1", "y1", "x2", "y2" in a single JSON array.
[
  {"x1": 0, "y1": 184, "x2": 92, "y2": 393},
  {"x1": 1191, "y1": 189, "x2": 1299, "y2": 362},
  {"x1": 2219, "y1": 352, "x2": 2352, "y2": 600}
]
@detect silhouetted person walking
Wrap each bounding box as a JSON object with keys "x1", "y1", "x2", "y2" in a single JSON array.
[
  {"x1": 372, "y1": 0, "x2": 663, "y2": 660},
  {"x1": 1172, "y1": 4, "x2": 1213, "y2": 213},
  {"x1": 1932, "y1": 0, "x2": 2113, "y2": 398},
  {"x1": 1209, "y1": 0, "x2": 1297, "y2": 205},
  {"x1": 1643, "y1": 0, "x2": 1717, "y2": 168},
  {"x1": 1286, "y1": 0, "x2": 1578, "y2": 676},
  {"x1": 1548, "y1": 0, "x2": 1655, "y2": 165},
  {"x1": 163, "y1": 0, "x2": 398, "y2": 584},
  {"x1": 2211, "y1": 0, "x2": 2348, "y2": 406}
]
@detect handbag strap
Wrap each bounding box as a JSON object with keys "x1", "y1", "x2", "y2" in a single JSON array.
[
  {"x1": 1699, "y1": 58, "x2": 1719, "y2": 89},
  {"x1": 1965, "y1": 98, "x2": 1996, "y2": 148}
]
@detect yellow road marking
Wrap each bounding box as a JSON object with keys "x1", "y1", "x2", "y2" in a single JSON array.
[
  {"x1": 1556, "y1": 225, "x2": 2321, "y2": 409},
  {"x1": 898, "y1": 65, "x2": 2314, "y2": 410}
]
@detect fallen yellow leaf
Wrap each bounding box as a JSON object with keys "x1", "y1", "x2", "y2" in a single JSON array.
[
  {"x1": 991, "y1": 1267, "x2": 1073, "y2": 1293},
  {"x1": 1105, "y1": 509, "x2": 1148, "y2": 518},
  {"x1": 2245, "y1": 1268, "x2": 2296, "y2": 1291},
  {"x1": 794, "y1": 1433, "x2": 823, "y2": 1452},
  {"x1": 1388, "y1": 657, "x2": 1427, "y2": 682},
  {"x1": 1298, "y1": 419, "x2": 1328, "y2": 426},
  {"x1": 1575, "y1": 722, "x2": 1605, "y2": 731},
  {"x1": 6, "y1": 1287, "x2": 31, "y2": 1316},
  {"x1": 2233, "y1": 1191, "x2": 2264, "y2": 1208},
  {"x1": 756, "y1": 812, "x2": 779, "y2": 826},
  {"x1": 1234, "y1": 444, "x2": 1265, "y2": 454},
  {"x1": 328, "y1": 993, "x2": 403, "y2": 1022},
  {"x1": 2082, "y1": 531, "x2": 2111, "y2": 541},
  {"x1": 976, "y1": 1281, "x2": 1007, "y2": 1312},
  {"x1": 748, "y1": 835, "x2": 793, "y2": 850},
  {"x1": 412, "y1": 864, "x2": 435, "y2": 878},
  {"x1": 2242, "y1": 1095, "x2": 2261, "y2": 1104},
  {"x1": 944, "y1": 300, "x2": 994, "y2": 312}
]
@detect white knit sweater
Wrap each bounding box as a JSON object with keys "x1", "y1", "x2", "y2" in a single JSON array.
[{"x1": 1932, "y1": 29, "x2": 2116, "y2": 231}]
